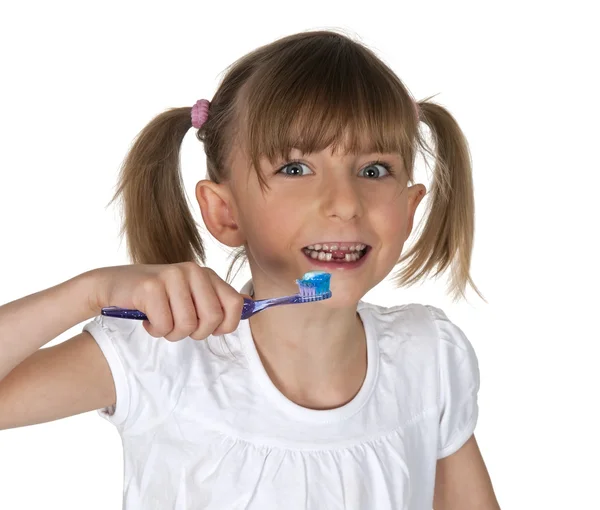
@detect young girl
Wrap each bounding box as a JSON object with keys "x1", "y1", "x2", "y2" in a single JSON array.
[{"x1": 0, "y1": 30, "x2": 501, "y2": 509}]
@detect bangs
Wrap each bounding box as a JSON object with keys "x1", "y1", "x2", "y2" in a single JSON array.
[{"x1": 238, "y1": 33, "x2": 419, "y2": 187}]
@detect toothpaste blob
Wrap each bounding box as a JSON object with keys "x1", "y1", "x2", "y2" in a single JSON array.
[{"x1": 295, "y1": 271, "x2": 332, "y2": 300}]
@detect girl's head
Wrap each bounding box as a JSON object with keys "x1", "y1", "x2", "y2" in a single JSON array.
[{"x1": 111, "y1": 30, "x2": 482, "y2": 303}]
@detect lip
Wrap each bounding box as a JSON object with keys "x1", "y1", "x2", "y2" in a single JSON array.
[{"x1": 301, "y1": 246, "x2": 371, "y2": 270}]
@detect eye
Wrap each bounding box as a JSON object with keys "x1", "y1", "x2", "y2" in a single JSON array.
[
  {"x1": 276, "y1": 160, "x2": 313, "y2": 177},
  {"x1": 358, "y1": 161, "x2": 393, "y2": 179},
  {"x1": 275, "y1": 159, "x2": 394, "y2": 178}
]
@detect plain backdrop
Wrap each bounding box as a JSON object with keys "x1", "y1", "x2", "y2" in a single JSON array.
[{"x1": 0, "y1": 1, "x2": 598, "y2": 508}]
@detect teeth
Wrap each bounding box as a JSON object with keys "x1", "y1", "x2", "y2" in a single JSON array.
[
  {"x1": 303, "y1": 248, "x2": 362, "y2": 262},
  {"x1": 302, "y1": 243, "x2": 368, "y2": 264},
  {"x1": 305, "y1": 243, "x2": 366, "y2": 252}
]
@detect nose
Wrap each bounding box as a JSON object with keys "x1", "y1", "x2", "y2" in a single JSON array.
[{"x1": 320, "y1": 174, "x2": 364, "y2": 221}]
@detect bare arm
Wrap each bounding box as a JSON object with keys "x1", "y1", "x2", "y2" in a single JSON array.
[
  {"x1": 433, "y1": 434, "x2": 501, "y2": 509},
  {"x1": 0, "y1": 331, "x2": 115, "y2": 429},
  {"x1": 0, "y1": 270, "x2": 116, "y2": 430},
  {"x1": 0, "y1": 271, "x2": 98, "y2": 381}
]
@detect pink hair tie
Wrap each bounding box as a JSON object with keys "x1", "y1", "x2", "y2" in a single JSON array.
[{"x1": 191, "y1": 99, "x2": 210, "y2": 129}]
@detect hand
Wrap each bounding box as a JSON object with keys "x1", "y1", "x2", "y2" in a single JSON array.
[{"x1": 90, "y1": 262, "x2": 246, "y2": 341}]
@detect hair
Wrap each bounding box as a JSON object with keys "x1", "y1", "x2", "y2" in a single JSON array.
[{"x1": 108, "y1": 29, "x2": 484, "y2": 303}]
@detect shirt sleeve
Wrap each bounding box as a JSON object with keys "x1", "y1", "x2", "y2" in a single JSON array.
[
  {"x1": 426, "y1": 305, "x2": 481, "y2": 459},
  {"x1": 82, "y1": 314, "x2": 186, "y2": 435}
]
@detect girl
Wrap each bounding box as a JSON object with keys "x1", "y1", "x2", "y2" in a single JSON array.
[{"x1": 0, "y1": 30, "x2": 501, "y2": 509}]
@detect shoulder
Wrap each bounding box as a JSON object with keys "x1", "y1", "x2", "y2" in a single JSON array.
[
  {"x1": 362, "y1": 301, "x2": 475, "y2": 345},
  {"x1": 358, "y1": 300, "x2": 429, "y2": 325},
  {"x1": 359, "y1": 301, "x2": 479, "y2": 375},
  {"x1": 423, "y1": 306, "x2": 480, "y2": 379},
  {"x1": 358, "y1": 301, "x2": 442, "y2": 343},
  {"x1": 359, "y1": 302, "x2": 441, "y2": 380}
]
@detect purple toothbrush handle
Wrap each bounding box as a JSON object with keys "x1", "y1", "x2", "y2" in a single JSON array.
[
  {"x1": 240, "y1": 294, "x2": 300, "y2": 319},
  {"x1": 101, "y1": 296, "x2": 301, "y2": 321},
  {"x1": 100, "y1": 307, "x2": 150, "y2": 320}
]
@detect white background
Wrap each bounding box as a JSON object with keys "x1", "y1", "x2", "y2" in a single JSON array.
[{"x1": 0, "y1": 1, "x2": 598, "y2": 508}]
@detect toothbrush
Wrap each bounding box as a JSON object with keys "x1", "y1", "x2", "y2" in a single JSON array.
[{"x1": 101, "y1": 270, "x2": 332, "y2": 321}]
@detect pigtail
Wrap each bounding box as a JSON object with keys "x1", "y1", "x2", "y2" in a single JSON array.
[
  {"x1": 394, "y1": 99, "x2": 485, "y2": 303},
  {"x1": 107, "y1": 108, "x2": 206, "y2": 266}
]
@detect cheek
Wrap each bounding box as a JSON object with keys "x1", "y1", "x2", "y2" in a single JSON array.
[
  {"x1": 243, "y1": 199, "x2": 296, "y2": 252},
  {"x1": 369, "y1": 195, "x2": 408, "y2": 246}
]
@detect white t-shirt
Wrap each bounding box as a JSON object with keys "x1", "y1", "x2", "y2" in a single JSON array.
[{"x1": 82, "y1": 280, "x2": 480, "y2": 510}]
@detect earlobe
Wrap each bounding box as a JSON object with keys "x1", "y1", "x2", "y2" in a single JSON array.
[{"x1": 195, "y1": 180, "x2": 245, "y2": 247}]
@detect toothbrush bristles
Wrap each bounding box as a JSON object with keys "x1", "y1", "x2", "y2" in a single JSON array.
[{"x1": 295, "y1": 271, "x2": 332, "y2": 302}]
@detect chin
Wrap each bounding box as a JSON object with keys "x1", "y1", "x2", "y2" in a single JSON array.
[{"x1": 321, "y1": 291, "x2": 363, "y2": 310}]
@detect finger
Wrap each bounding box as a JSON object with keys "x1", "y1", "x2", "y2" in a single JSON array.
[
  {"x1": 136, "y1": 279, "x2": 173, "y2": 339},
  {"x1": 205, "y1": 270, "x2": 245, "y2": 336},
  {"x1": 188, "y1": 268, "x2": 225, "y2": 340},
  {"x1": 162, "y1": 265, "x2": 202, "y2": 342}
]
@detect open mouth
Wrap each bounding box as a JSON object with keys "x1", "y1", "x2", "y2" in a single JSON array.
[{"x1": 302, "y1": 242, "x2": 370, "y2": 263}]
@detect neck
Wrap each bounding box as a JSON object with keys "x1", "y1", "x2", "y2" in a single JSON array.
[{"x1": 247, "y1": 298, "x2": 367, "y2": 410}]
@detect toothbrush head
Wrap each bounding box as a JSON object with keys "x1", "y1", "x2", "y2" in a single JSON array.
[{"x1": 295, "y1": 271, "x2": 332, "y2": 302}]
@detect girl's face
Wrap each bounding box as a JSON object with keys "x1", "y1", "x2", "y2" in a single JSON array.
[{"x1": 225, "y1": 143, "x2": 426, "y2": 306}]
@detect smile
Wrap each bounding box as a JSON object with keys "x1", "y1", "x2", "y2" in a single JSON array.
[{"x1": 301, "y1": 242, "x2": 371, "y2": 268}]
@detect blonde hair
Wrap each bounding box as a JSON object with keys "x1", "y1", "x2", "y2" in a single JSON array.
[{"x1": 108, "y1": 30, "x2": 484, "y2": 302}]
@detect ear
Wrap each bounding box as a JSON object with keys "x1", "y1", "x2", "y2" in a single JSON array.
[
  {"x1": 405, "y1": 184, "x2": 427, "y2": 237},
  {"x1": 195, "y1": 179, "x2": 245, "y2": 247}
]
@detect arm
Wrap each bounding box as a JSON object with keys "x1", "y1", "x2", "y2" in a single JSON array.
[
  {"x1": 0, "y1": 270, "x2": 116, "y2": 429},
  {"x1": 433, "y1": 434, "x2": 501, "y2": 510},
  {"x1": 0, "y1": 271, "x2": 98, "y2": 381}
]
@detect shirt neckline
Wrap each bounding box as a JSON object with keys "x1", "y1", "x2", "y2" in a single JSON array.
[{"x1": 237, "y1": 282, "x2": 380, "y2": 424}]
